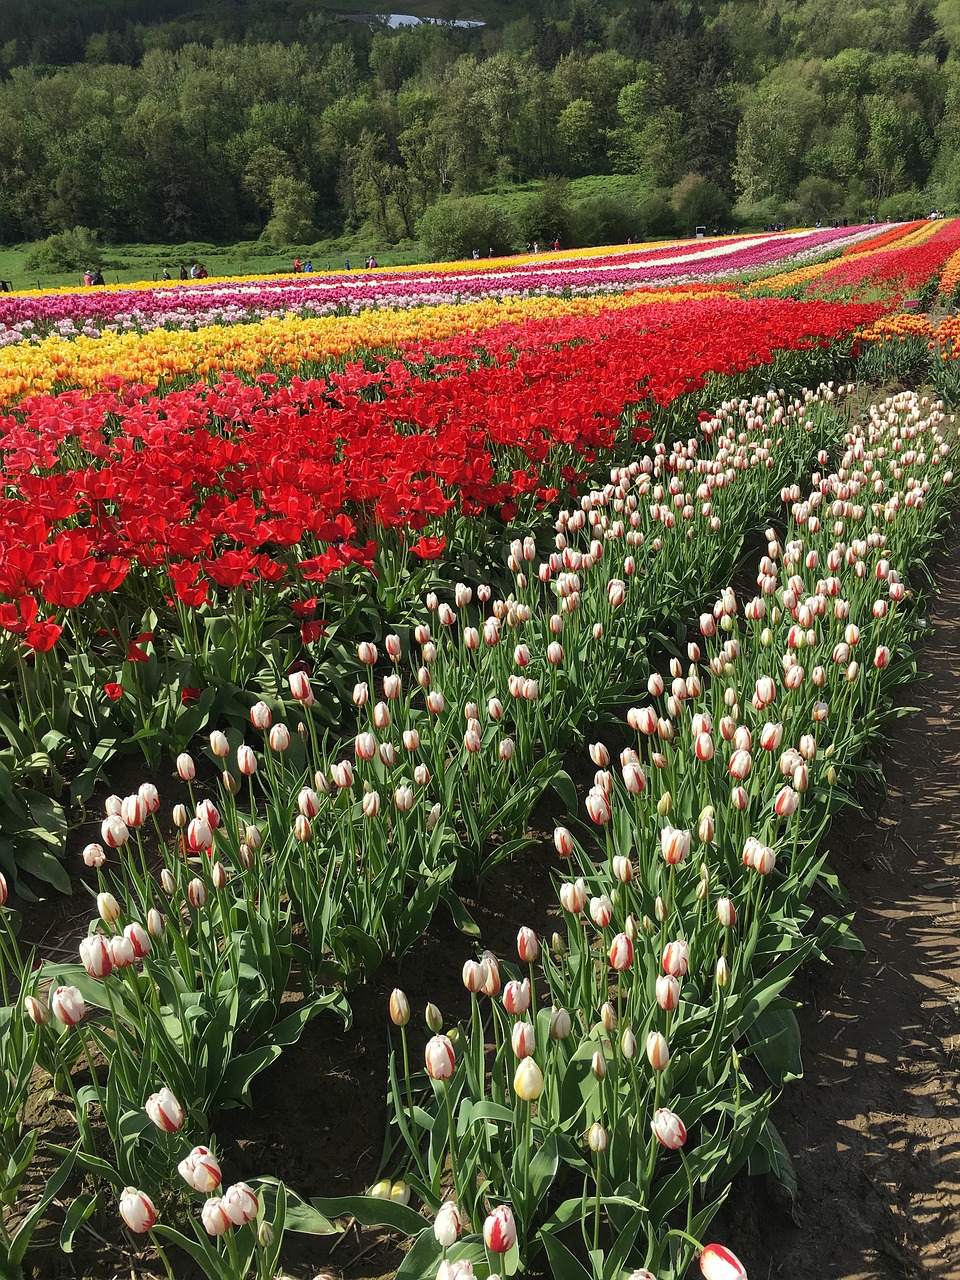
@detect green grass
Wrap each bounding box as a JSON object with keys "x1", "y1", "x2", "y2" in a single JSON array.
[{"x1": 0, "y1": 234, "x2": 430, "y2": 290}]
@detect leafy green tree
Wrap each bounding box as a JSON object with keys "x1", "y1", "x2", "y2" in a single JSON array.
[
  {"x1": 263, "y1": 175, "x2": 316, "y2": 243},
  {"x1": 418, "y1": 196, "x2": 517, "y2": 259}
]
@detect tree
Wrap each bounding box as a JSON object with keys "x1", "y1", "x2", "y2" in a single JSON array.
[
  {"x1": 418, "y1": 196, "x2": 517, "y2": 259},
  {"x1": 263, "y1": 176, "x2": 316, "y2": 243},
  {"x1": 671, "y1": 173, "x2": 730, "y2": 230}
]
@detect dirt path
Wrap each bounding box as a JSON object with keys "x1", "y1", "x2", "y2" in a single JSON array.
[{"x1": 730, "y1": 529, "x2": 960, "y2": 1278}]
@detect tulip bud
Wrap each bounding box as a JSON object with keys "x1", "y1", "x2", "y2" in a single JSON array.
[
  {"x1": 434, "y1": 1201, "x2": 463, "y2": 1249},
  {"x1": 646, "y1": 1030, "x2": 670, "y2": 1070},
  {"x1": 513, "y1": 1056, "x2": 544, "y2": 1100},
  {"x1": 586, "y1": 1122, "x2": 608, "y2": 1153},
  {"x1": 549, "y1": 1007, "x2": 571, "y2": 1039},
  {"x1": 24, "y1": 995, "x2": 50, "y2": 1026},
  {"x1": 716, "y1": 956, "x2": 731, "y2": 988},
  {"x1": 425, "y1": 1002, "x2": 443, "y2": 1033}
]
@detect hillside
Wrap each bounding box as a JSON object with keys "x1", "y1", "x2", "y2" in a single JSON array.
[{"x1": 0, "y1": 0, "x2": 957, "y2": 250}]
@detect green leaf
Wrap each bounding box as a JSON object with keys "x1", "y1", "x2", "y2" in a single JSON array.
[
  {"x1": 816, "y1": 913, "x2": 865, "y2": 954},
  {"x1": 442, "y1": 887, "x2": 481, "y2": 938},
  {"x1": 550, "y1": 768, "x2": 579, "y2": 816},
  {"x1": 60, "y1": 1192, "x2": 99, "y2": 1253},
  {"x1": 540, "y1": 1228, "x2": 594, "y2": 1280},
  {"x1": 309, "y1": 1195, "x2": 427, "y2": 1237},
  {"x1": 747, "y1": 1007, "x2": 803, "y2": 1085},
  {"x1": 9, "y1": 1143, "x2": 79, "y2": 1265}
]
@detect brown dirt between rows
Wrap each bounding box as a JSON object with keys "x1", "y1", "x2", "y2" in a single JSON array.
[{"x1": 18, "y1": 528, "x2": 960, "y2": 1280}]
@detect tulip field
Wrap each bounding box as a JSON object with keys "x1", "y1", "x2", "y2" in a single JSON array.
[{"x1": 2, "y1": 220, "x2": 959, "y2": 1280}]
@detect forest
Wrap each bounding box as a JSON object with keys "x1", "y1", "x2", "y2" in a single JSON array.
[{"x1": 0, "y1": 0, "x2": 957, "y2": 250}]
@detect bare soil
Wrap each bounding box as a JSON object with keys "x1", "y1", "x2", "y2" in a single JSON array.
[{"x1": 727, "y1": 527, "x2": 960, "y2": 1279}]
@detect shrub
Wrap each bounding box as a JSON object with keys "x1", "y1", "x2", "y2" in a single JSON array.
[
  {"x1": 569, "y1": 195, "x2": 637, "y2": 247},
  {"x1": 24, "y1": 226, "x2": 103, "y2": 273},
  {"x1": 418, "y1": 197, "x2": 517, "y2": 260}
]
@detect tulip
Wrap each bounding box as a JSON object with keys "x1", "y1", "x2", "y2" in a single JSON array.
[
  {"x1": 609, "y1": 933, "x2": 634, "y2": 971},
  {"x1": 97, "y1": 891, "x2": 121, "y2": 924},
  {"x1": 513, "y1": 1056, "x2": 544, "y2": 1100},
  {"x1": 187, "y1": 878, "x2": 208, "y2": 909},
  {"x1": 80, "y1": 935, "x2": 114, "y2": 979},
  {"x1": 587, "y1": 1122, "x2": 608, "y2": 1153},
  {"x1": 268, "y1": 723, "x2": 291, "y2": 752},
  {"x1": 24, "y1": 995, "x2": 50, "y2": 1026},
  {"x1": 591, "y1": 1049, "x2": 607, "y2": 1080},
  {"x1": 211, "y1": 861, "x2": 228, "y2": 890},
  {"x1": 481, "y1": 953, "x2": 501, "y2": 997},
  {"x1": 560, "y1": 879, "x2": 587, "y2": 914},
  {"x1": 646, "y1": 1030, "x2": 670, "y2": 1070},
  {"x1": 51, "y1": 985, "x2": 85, "y2": 1028},
  {"x1": 250, "y1": 701, "x2": 272, "y2": 730},
  {"x1": 716, "y1": 897, "x2": 736, "y2": 928},
  {"x1": 656, "y1": 974, "x2": 680, "y2": 1011},
  {"x1": 111, "y1": 933, "x2": 137, "y2": 971},
  {"x1": 424, "y1": 1034, "x2": 456, "y2": 1079},
  {"x1": 590, "y1": 895, "x2": 613, "y2": 928},
  {"x1": 661, "y1": 826, "x2": 690, "y2": 866},
  {"x1": 651, "y1": 1108, "x2": 687, "y2": 1149},
  {"x1": 119, "y1": 1188, "x2": 157, "y2": 1234},
  {"x1": 512, "y1": 1021, "x2": 536, "y2": 1059},
  {"x1": 549, "y1": 1007, "x2": 572, "y2": 1039},
  {"x1": 612, "y1": 855, "x2": 634, "y2": 884},
  {"x1": 81, "y1": 842, "x2": 106, "y2": 868},
  {"x1": 146, "y1": 909, "x2": 164, "y2": 937},
  {"x1": 389, "y1": 989, "x2": 410, "y2": 1026},
  {"x1": 209, "y1": 730, "x2": 230, "y2": 758},
  {"x1": 517, "y1": 927, "x2": 539, "y2": 962},
  {"x1": 101, "y1": 815, "x2": 129, "y2": 848},
  {"x1": 177, "y1": 753, "x2": 196, "y2": 780},
  {"x1": 394, "y1": 784, "x2": 414, "y2": 811},
  {"x1": 503, "y1": 978, "x2": 531, "y2": 1015},
  {"x1": 700, "y1": 1243, "x2": 748, "y2": 1280},
  {"x1": 146, "y1": 1087, "x2": 184, "y2": 1133},
  {"x1": 483, "y1": 1206, "x2": 517, "y2": 1254},
  {"x1": 774, "y1": 786, "x2": 799, "y2": 817},
  {"x1": 179, "y1": 1146, "x2": 222, "y2": 1194},
  {"x1": 186, "y1": 817, "x2": 213, "y2": 853},
  {"x1": 716, "y1": 956, "x2": 731, "y2": 988},
  {"x1": 201, "y1": 1197, "x2": 233, "y2": 1237},
  {"x1": 434, "y1": 1201, "x2": 463, "y2": 1248},
  {"x1": 172, "y1": 803, "x2": 187, "y2": 828},
  {"x1": 236, "y1": 745, "x2": 257, "y2": 776},
  {"x1": 586, "y1": 788, "x2": 612, "y2": 825},
  {"x1": 160, "y1": 868, "x2": 176, "y2": 895},
  {"x1": 288, "y1": 670, "x2": 313, "y2": 702},
  {"x1": 662, "y1": 939, "x2": 690, "y2": 977},
  {"x1": 223, "y1": 1182, "x2": 259, "y2": 1226},
  {"x1": 621, "y1": 1026, "x2": 637, "y2": 1058},
  {"x1": 553, "y1": 827, "x2": 574, "y2": 857},
  {"x1": 462, "y1": 960, "x2": 485, "y2": 993}
]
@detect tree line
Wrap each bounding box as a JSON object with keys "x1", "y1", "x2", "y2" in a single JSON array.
[{"x1": 0, "y1": 0, "x2": 957, "y2": 251}]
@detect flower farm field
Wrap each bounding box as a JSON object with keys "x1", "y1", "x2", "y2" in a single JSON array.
[{"x1": 3, "y1": 222, "x2": 960, "y2": 1280}]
